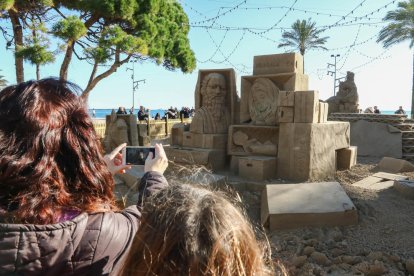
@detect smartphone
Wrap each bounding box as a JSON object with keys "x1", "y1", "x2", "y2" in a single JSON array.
[{"x1": 122, "y1": 146, "x2": 155, "y2": 166}]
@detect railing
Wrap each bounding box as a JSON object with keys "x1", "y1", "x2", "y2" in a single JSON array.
[
  {"x1": 93, "y1": 116, "x2": 192, "y2": 139},
  {"x1": 138, "y1": 116, "x2": 192, "y2": 137},
  {"x1": 92, "y1": 119, "x2": 106, "y2": 139}
]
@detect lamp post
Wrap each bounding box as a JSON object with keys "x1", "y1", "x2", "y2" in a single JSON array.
[
  {"x1": 327, "y1": 54, "x2": 340, "y2": 96},
  {"x1": 126, "y1": 60, "x2": 145, "y2": 112}
]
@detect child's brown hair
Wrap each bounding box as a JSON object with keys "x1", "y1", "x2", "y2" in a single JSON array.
[{"x1": 120, "y1": 184, "x2": 278, "y2": 275}]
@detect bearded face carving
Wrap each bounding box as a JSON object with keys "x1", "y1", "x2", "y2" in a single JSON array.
[{"x1": 190, "y1": 73, "x2": 231, "y2": 134}]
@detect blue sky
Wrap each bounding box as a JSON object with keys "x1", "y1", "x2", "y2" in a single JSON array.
[{"x1": 0, "y1": 0, "x2": 411, "y2": 111}]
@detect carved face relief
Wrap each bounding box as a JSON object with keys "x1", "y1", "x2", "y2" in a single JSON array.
[
  {"x1": 249, "y1": 78, "x2": 278, "y2": 125},
  {"x1": 201, "y1": 73, "x2": 227, "y2": 112}
]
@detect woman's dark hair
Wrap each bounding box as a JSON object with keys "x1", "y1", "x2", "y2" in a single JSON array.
[
  {"x1": 120, "y1": 184, "x2": 278, "y2": 276},
  {"x1": 0, "y1": 78, "x2": 117, "y2": 224}
]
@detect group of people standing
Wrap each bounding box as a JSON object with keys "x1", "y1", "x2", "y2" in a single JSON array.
[
  {"x1": 362, "y1": 105, "x2": 407, "y2": 115},
  {"x1": 115, "y1": 105, "x2": 195, "y2": 121}
]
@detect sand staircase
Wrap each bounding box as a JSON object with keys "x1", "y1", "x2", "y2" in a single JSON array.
[{"x1": 329, "y1": 113, "x2": 414, "y2": 162}]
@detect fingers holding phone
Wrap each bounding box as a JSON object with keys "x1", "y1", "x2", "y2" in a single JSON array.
[
  {"x1": 145, "y1": 143, "x2": 168, "y2": 174},
  {"x1": 104, "y1": 143, "x2": 132, "y2": 175}
]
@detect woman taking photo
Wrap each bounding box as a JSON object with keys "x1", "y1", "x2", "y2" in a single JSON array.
[{"x1": 0, "y1": 78, "x2": 168, "y2": 275}]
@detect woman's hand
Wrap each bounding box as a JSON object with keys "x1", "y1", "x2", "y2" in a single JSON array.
[
  {"x1": 104, "y1": 143, "x2": 131, "y2": 175},
  {"x1": 144, "y1": 143, "x2": 168, "y2": 174}
]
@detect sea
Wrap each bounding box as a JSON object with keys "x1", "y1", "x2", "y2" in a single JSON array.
[
  {"x1": 88, "y1": 109, "x2": 412, "y2": 119},
  {"x1": 89, "y1": 108, "x2": 166, "y2": 119}
]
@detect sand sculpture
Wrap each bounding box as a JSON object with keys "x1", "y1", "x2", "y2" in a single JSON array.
[
  {"x1": 190, "y1": 73, "x2": 231, "y2": 134},
  {"x1": 165, "y1": 69, "x2": 238, "y2": 171},
  {"x1": 249, "y1": 78, "x2": 279, "y2": 125},
  {"x1": 326, "y1": 71, "x2": 359, "y2": 114},
  {"x1": 168, "y1": 53, "x2": 353, "y2": 181},
  {"x1": 104, "y1": 111, "x2": 139, "y2": 153}
]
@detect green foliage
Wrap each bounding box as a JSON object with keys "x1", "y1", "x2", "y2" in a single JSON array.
[
  {"x1": 99, "y1": 25, "x2": 148, "y2": 55},
  {"x1": 2, "y1": 0, "x2": 196, "y2": 92},
  {"x1": 15, "y1": 44, "x2": 55, "y2": 65},
  {"x1": 52, "y1": 16, "x2": 87, "y2": 41},
  {"x1": 84, "y1": 47, "x2": 112, "y2": 63},
  {"x1": 278, "y1": 18, "x2": 329, "y2": 56},
  {"x1": 0, "y1": 0, "x2": 14, "y2": 10},
  {"x1": 377, "y1": 0, "x2": 414, "y2": 48}
]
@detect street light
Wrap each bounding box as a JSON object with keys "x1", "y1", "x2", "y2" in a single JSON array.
[
  {"x1": 126, "y1": 60, "x2": 145, "y2": 113},
  {"x1": 327, "y1": 54, "x2": 340, "y2": 96}
]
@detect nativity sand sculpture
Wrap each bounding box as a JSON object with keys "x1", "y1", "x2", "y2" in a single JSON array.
[{"x1": 327, "y1": 71, "x2": 359, "y2": 114}]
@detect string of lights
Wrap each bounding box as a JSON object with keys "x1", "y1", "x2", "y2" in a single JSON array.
[
  {"x1": 248, "y1": 0, "x2": 298, "y2": 35},
  {"x1": 321, "y1": 0, "x2": 396, "y2": 30},
  {"x1": 350, "y1": 48, "x2": 391, "y2": 72},
  {"x1": 190, "y1": 0, "x2": 247, "y2": 25},
  {"x1": 210, "y1": 29, "x2": 247, "y2": 64},
  {"x1": 222, "y1": 5, "x2": 381, "y2": 21},
  {"x1": 196, "y1": 29, "x2": 229, "y2": 63},
  {"x1": 337, "y1": 25, "x2": 362, "y2": 71},
  {"x1": 329, "y1": 0, "x2": 368, "y2": 27},
  {"x1": 204, "y1": 28, "x2": 250, "y2": 74}
]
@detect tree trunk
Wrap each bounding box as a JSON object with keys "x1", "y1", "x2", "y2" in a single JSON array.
[
  {"x1": 60, "y1": 40, "x2": 74, "y2": 80},
  {"x1": 59, "y1": 16, "x2": 98, "y2": 81},
  {"x1": 81, "y1": 54, "x2": 131, "y2": 101},
  {"x1": 411, "y1": 51, "x2": 414, "y2": 119},
  {"x1": 8, "y1": 10, "x2": 24, "y2": 83},
  {"x1": 36, "y1": 64, "x2": 40, "y2": 80}
]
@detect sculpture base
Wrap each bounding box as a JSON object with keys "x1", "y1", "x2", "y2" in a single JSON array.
[{"x1": 164, "y1": 146, "x2": 227, "y2": 171}]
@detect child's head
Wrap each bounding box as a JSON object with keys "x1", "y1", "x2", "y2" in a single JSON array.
[{"x1": 120, "y1": 184, "x2": 275, "y2": 276}]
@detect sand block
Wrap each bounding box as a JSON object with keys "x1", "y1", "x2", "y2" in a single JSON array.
[
  {"x1": 393, "y1": 180, "x2": 414, "y2": 199},
  {"x1": 318, "y1": 102, "x2": 329, "y2": 123},
  {"x1": 278, "y1": 91, "x2": 295, "y2": 107},
  {"x1": 171, "y1": 123, "x2": 189, "y2": 146},
  {"x1": 182, "y1": 132, "x2": 227, "y2": 149},
  {"x1": 228, "y1": 125, "x2": 279, "y2": 156},
  {"x1": 277, "y1": 107, "x2": 294, "y2": 123},
  {"x1": 278, "y1": 122, "x2": 350, "y2": 181},
  {"x1": 261, "y1": 182, "x2": 358, "y2": 230},
  {"x1": 372, "y1": 172, "x2": 409, "y2": 181},
  {"x1": 253, "y1": 53, "x2": 304, "y2": 75},
  {"x1": 337, "y1": 146, "x2": 357, "y2": 170},
  {"x1": 352, "y1": 173, "x2": 407, "y2": 190},
  {"x1": 240, "y1": 74, "x2": 308, "y2": 123},
  {"x1": 116, "y1": 166, "x2": 145, "y2": 191},
  {"x1": 377, "y1": 157, "x2": 414, "y2": 173},
  {"x1": 164, "y1": 146, "x2": 226, "y2": 171},
  {"x1": 294, "y1": 91, "x2": 320, "y2": 123},
  {"x1": 230, "y1": 156, "x2": 241, "y2": 174},
  {"x1": 239, "y1": 156, "x2": 277, "y2": 181}
]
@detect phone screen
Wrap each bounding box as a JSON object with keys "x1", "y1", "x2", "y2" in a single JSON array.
[{"x1": 125, "y1": 147, "x2": 155, "y2": 165}]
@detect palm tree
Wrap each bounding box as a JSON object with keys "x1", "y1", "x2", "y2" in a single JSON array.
[
  {"x1": 0, "y1": 70, "x2": 7, "y2": 89},
  {"x1": 377, "y1": 0, "x2": 414, "y2": 118},
  {"x1": 278, "y1": 19, "x2": 329, "y2": 73}
]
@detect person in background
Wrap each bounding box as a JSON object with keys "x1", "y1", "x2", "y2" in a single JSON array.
[
  {"x1": 154, "y1": 112, "x2": 161, "y2": 120},
  {"x1": 166, "y1": 106, "x2": 177, "y2": 119},
  {"x1": 116, "y1": 106, "x2": 127, "y2": 115},
  {"x1": 129, "y1": 107, "x2": 134, "y2": 114},
  {"x1": 92, "y1": 108, "x2": 96, "y2": 117},
  {"x1": 374, "y1": 106, "x2": 381, "y2": 114},
  {"x1": 137, "y1": 105, "x2": 149, "y2": 121},
  {"x1": 395, "y1": 106, "x2": 406, "y2": 115},
  {"x1": 0, "y1": 78, "x2": 169, "y2": 275},
  {"x1": 120, "y1": 183, "x2": 283, "y2": 276}
]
